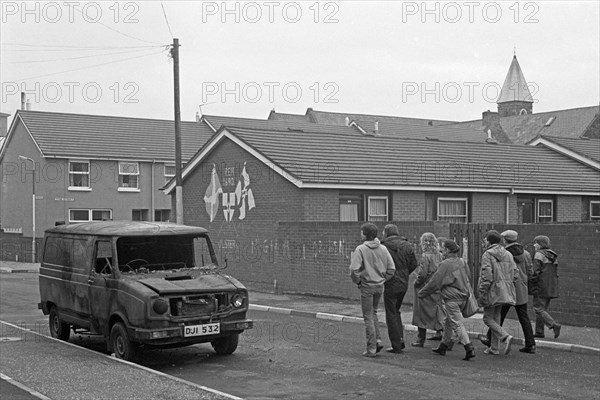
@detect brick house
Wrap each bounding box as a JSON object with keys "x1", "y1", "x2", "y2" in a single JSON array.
[
  {"x1": 0, "y1": 110, "x2": 214, "y2": 261},
  {"x1": 163, "y1": 125, "x2": 600, "y2": 289}
]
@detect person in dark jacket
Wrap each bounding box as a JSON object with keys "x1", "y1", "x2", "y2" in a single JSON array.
[
  {"x1": 381, "y1": 224, "x2": 418, "y2": 353},
  {"x1": 479, "y1": 230, "x2": 536, "y2": 353},
  {"x1": 531, "y1": 235, "x2": 561, "y2": 339},
  {"x1": 418, "y1": 239, "x2": 475, "y2": 361}
]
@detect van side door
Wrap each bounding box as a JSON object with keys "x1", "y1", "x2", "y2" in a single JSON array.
[{"x1": 88, "y1": 239, "x2": 113, "y2": 336}]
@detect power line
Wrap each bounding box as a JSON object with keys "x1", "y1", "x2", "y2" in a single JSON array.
[
  {"x1": 161, "y1": 2, "x2": 174, "y2": 39},
  {"x1": 1, "y1": 48, "x2": 159, "y2": 64},
  {"x1": 12, "y1": 50, "x2": 166, "y2": 82},
  {"x1": 2, "y1": 43, "x2": 165, "y2": 52}
]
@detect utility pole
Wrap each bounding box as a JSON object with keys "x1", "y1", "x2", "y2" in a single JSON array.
[{"x1": 172, "y1": 38, "x2": 183, "y2": 224}]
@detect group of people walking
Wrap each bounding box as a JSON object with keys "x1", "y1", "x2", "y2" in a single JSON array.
[{"x1": 349, "y1": 223, "x2": 561, "y2": 360}]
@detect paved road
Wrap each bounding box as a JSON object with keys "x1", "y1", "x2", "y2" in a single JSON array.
[{"x1": 2, "y1": 273, "x2": 599, "y2": 400}]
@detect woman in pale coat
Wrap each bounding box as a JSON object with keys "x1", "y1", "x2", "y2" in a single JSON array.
[{"x1": 411, "y1": 232, "x2": 445, "y2": 347}]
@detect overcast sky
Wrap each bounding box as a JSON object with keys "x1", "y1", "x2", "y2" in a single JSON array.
[{"x1": 1, "y1": 1, "x2": 599, "y2": 124}]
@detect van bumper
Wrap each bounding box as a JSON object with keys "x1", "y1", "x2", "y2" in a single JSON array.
[{"x1": 133, "y1": 319, "x2": 253, "y2": 342}]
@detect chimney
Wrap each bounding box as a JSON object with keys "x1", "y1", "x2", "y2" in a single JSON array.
[
  {"x1": 21, "y1": 92, "x2": 26, "y2": 110},
  {"x1": 482, "y1": 110, "x2": 508, "y2": 143},
  {"x1": 196, "y1": 111, "x2": 200, "y2": 123},
  {"x1": 26, "y1": 100, "x2": 31, "y2": 110},
  {"x1": 344, "y1": 116, "x2": 350, "y2": 126},
  {"x1": 374, "y1": 120, "x2": 379, "y2": 135}
]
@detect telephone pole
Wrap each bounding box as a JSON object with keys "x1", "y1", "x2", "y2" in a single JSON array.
[{"x1": 172, "y1": 38, "x2": 183, "y2": 224}]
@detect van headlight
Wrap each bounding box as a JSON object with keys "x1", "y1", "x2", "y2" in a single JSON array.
[
  {"x1": 231, "y1": 293, "x2": 245, "y2": 308},
  {"x1": 152, "y1": 298, "x2": 169, "y2": 314}
]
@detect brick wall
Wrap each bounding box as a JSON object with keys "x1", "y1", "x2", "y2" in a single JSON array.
[
  {"x1": 392, "y1": 191, "x2": 425, "y2": 220},
  {"x1": 451, "y1": 223, "x2": 600, "y2": 328},
  {"x1": 556, "y1": 195, "x2": 583, "y2": 222},
  {"x1": 471, "y1": 192, "x2": 507, "y2": 223},
  {"x1": 303, "y1": 190, "x2": 338, "y2": 220}
]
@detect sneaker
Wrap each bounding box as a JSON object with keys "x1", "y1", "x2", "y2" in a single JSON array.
[
  {"x1": 484, "y1": 347, "x2": 499, "y2": 355},
  {"x1": 362, "y1": 351, "x2": 377, "y2": 358},
  {"x1": 478, "y1": 334, "x2": 491, "y2": 348},
  {"x1": 502, "y1": 335, "x2": 513, "y2": 355},
  {"x1": 376, "y1": 343, "x2": 384, "y2": 353}
]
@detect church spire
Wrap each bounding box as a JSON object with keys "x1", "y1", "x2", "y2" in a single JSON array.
[{"x1": 497, "y1": 55, "x2": 533, "y2": 116}]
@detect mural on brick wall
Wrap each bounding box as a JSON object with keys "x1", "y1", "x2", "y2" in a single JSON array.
[{"x1": 203, "y1": 162, "x2": 255, "y2": 223}]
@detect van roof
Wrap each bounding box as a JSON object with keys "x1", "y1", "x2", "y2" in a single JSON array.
[{"x1": 45, "y1": 221, "x2": 209, "y2": 237}]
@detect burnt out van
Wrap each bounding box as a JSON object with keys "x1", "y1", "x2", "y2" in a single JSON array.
[{"x1": 38, "y1": 221, "x2": 253, "y2": 361}]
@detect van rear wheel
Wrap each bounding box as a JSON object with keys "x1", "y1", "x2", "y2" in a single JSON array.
[
  {"x1": 49, "y1": 307, "x2": 70, "y2": 341},
  {"x1": 110, "y1": 322, "x2": 138, "y2": 361},
  {"x1": 211, "y1": 334, "x2": 239, "y2": 355}
]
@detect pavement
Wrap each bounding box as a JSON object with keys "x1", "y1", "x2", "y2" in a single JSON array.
[{"x1": 1, "y1": 260, "x2": 599, "y2": 399}]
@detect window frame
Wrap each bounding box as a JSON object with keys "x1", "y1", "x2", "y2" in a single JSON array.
[
  {"x1": 68, "y1": 160, "x2": 91, "y2": 191},
  {"x1": 537, "y1": 199, "x2": 554, "y2": 223},
  {"x1": 437, "y1": 197, "x2": 468, "y2": 223},
  {"x1": 118, "y1": 161, "x2": 140, "y2": 192},
  {"x1": 367, "y1": 196, "x2": 388, "y2": 221},
  {"x1": 590, "y1": 200, "x2": 600, "y2": 220},
  {"x1": 69, "y1": 209, "x2": 112, "y2": 223}
]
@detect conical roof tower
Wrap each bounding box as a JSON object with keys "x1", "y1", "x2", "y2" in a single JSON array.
[{"x1": 497, "y1": 55, "x2": 533, "y2": 117}]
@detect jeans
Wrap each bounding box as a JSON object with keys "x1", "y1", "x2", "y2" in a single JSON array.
[
  {"x1": 442, "y1": 300, "x2": 470, "y2": 346},
  {"x1": 533, "y1": 296, "x2": 558, "y2": 335},
  {"x1": 485, "y1": 303, "x2": 536, "y2": 348},
  {"x1": 360, "y1": 285, "x2": 383, "y2": 353},
  {"x1": 483, "y1": 305, "x2": 511, "y2": 351},
  {"x1": 384, "y1": 287, "x2": 407, "y2": 350}
]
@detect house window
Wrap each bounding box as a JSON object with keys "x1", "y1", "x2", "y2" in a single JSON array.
[
  {"x1": 367, "y1": 196, "x2": 388, "y2": 221},
  {"x1": 538, "y1": 199, "x2": 553, "y2": 223},
  {"x1": 590, "y1": 201, "x2": 600, "y2": 220},
  {"x1": 340, "y1": 195, "x2": 363, "y2": 221},
  {"x1": 118, "y1": 162, "x2": 139, "y2": 191},
  {"x1": 164, "y1": 165, "x2": 175, "y2": 184},
  {"x1": 69, "y1": 160, "x2": 90, "y2": 190},
  {"x1": 437, "y1": 198, "x2": 468, "y2": 223},
  {"x1": 132, "y1": 209, "x2": 149, "y2": 221},
  {"x1": 155, "y1": 209, "x2": 171, "y2": 222},
  {"x1": 69, "y1": 209, "x2": 112, "y2": 222}
]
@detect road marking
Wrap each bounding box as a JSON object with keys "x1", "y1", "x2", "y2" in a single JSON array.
[
  {"x1": 0, "y1": 320, "x2": 244, "y2": 400},
  {"x1": 0, "y1": 373, "x2": 52, "y2": 400}
]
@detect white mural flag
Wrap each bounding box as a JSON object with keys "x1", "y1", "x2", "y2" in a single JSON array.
[
  {"x1": 236, "y1": 161, "x2": 256, "y2": 220},
  {"x1": 203, "y1": 164, "x2": 223, "y2": 222}
]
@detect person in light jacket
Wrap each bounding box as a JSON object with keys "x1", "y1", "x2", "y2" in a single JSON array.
[
  {"x1": 411, "y1": 232, "x2": 445, "y2": 348},
  {"x1": 479, "y1": 230, "x2": 536, "y2": 353},
  {"x1": 478, "y1": 230, "x2": 518, "y2": 356},
  {"x1": 531, "y1": 235, "x2": 561, "y2": 339},
  {"x1": 349, "y1": 223, "x2": 396, "y2": 357},
  {"x1": 418, "y1": 239, "x2": 475, "y2": 361}
]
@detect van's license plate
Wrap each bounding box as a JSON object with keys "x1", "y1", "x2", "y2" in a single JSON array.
[{"x1": 184, "y1": 323, "x2": 220, "y2": 337}]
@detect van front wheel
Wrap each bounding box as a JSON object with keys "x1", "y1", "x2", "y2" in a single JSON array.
[
  {"x1": 49, "y1": 307, "x2": 70, "y2": 341},
  {"x1": 211, "y1": 334, "x2": 239, "y2": 355},
  {"x1": 110, "y1": 322, "x2": 138, "y2": 361}
]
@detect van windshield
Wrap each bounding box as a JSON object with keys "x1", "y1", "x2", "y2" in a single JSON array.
[{"x1": 116, "y1": 235, "x2": 217, "y2": 274}]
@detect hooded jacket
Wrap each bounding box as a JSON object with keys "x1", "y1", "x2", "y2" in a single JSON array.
[
  {"x1": 478, "y1": 244, "x2": 517, "y2": 307},
  {"x1": 349, "y1": 238, "x2": 396, "y2": 288},
  {"x1": 533, "y1": 248, "x2": 559, "y2": 298},
  {"x1": 418, "y1": 255, "x2": 470, "y2": 302},
  {"x1": 505, "y1": 242, "x2": 533, "y2": 305},
  {"x1": 381, "y1": 235, "x2": 418, "y2": 292}
]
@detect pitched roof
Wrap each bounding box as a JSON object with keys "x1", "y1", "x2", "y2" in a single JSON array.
[
  {"x1": 497, "y1": 56, "x2": 533, "y2": 104},
  {"x1": 269, "y1": 108, "x2": 455, "y2": 127},
  {"x1": 167, "y1": 126, "x2": 600, "y2": 196},
  {"x1": 4, "y1": 110, "x2": 214, "y2": 162},
  {"x1": 450, "y1": 106, "x2": 600, "y2": 144},
  {"x1": 350, "y1": 118, "x2": 488, "y2": 142},
  {"x1": 201, "y1": 114, "x2": 363, "y2": 135},
  {"x1": 528, "y1": 135, "x2": 600, "y2": 169}
]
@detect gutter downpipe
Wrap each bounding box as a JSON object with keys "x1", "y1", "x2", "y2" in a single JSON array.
[{"x1": 151, "y1": 160, "x2": 155, "y2": 221}]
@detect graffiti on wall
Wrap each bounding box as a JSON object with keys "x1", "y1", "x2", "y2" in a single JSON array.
[{"x1": 204, "y1": 161, "x2": 255, "y2": 223}]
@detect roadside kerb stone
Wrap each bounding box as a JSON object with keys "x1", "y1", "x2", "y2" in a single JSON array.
[{"x1": 249, "y1": 304, "x2": 599, "y2": 355}]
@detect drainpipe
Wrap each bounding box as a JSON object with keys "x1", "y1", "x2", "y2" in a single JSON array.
[
  {"x1": 151, "y1": 160, "x2": 155, "y2": 221},
  {"x1": 506, "y1": 187, "x2": 514, "y2": 223}
]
